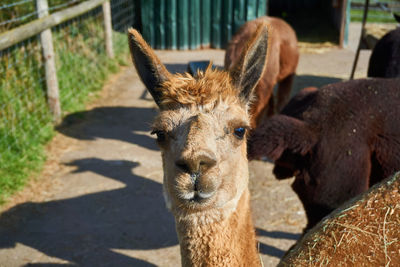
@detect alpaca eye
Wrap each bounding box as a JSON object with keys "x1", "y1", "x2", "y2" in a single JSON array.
[
  {"x1": 151, "y1": 130, "x2": 166, "y2": 142},
  {"x1": 233, "y1": 127, "x2": 246, "y2": 139}
]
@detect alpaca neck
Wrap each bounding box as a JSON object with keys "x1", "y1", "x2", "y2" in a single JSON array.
[{"x1": 176, "y1": 189, "x2": 261, "y2": 266}]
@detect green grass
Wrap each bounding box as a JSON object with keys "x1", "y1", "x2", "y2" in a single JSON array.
[
  {"x1": 351, "y1": 9, "x2": 397, "y2": 23},
  {"x1": 0, "y1": 13, "x2": 129, "y2": 204},
  {"x1": 0, "y1": 37, "x2": 53, "y2": 202}
]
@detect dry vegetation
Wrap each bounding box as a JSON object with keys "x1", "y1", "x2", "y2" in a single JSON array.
[
  {"x1": 279, "y1": 172, "x2": 400, "y2": 266},
  {"x1": 297, "y1": 41, "x2": 338, "y2": 54},
  {"x1": 364, "y1": 23, "x2": 398, "y2": 49},
  {"x1": 365, "y1": 23, "x2": 397, "y2": 40}
]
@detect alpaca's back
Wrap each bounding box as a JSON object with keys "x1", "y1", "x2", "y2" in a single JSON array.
[{"x1": 368, "y1": 15, "x2": 400, "y2": 78}]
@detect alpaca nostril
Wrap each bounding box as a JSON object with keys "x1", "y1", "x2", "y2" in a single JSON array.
[
  {"x1": 175, "y1": 159, "x2": 191, "y2": 174},
  {"x1": 176, "y1": 151, "x2": 217, "y2": 174},
  {"x1": 199, "y1": 157, "x2": 216, "y2": 171}
]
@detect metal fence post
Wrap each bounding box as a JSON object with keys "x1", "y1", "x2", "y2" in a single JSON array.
[
  {"x1": 102, "y1": 1, "x2": 114, "y2": 58},
  {"x1": 36, "y1": 0, "x2": 62, "y2": 124}
]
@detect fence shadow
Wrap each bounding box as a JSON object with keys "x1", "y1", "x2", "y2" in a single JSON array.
[
  {"x1": 0, "y1": 158, "x2": 177, "y2": 266},
  {"x1": 256, "y1": 228, "x2": 301, "y2": 259},
  {"x1": 57, "y1": 106, "x2": 159, "y2": 151},
  {"x1": 257, "y1": 228, "x2": 301, "y2": 241},
  {"x1": 258, "y1": 243, "x2": 287, "y2": 259}
]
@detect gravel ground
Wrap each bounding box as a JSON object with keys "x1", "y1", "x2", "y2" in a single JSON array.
[{"x1": 0, "y1": 23, "x2": 372, "y2": 266}]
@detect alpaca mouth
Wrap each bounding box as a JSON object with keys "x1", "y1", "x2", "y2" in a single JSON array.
[
  {"x1": 175, "y1": 172, "x2": 217, "y2": 204},
  {"x1": 179, "y1": 190, "x2": 215, "y2": 203}
]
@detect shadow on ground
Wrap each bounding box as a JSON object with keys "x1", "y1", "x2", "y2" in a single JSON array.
[
  {"x1": 0, "y1": 158, "x2": 176, "y2": 266},
  {"x1": 257, "y1": 229, "x2": 301, "y2": 259},
  {"x1": 58, "y1": 106, "x2": 159, "y2": 151},
  {"x1": 258, "y1": 229, "x2": 301, "y2": 241}
]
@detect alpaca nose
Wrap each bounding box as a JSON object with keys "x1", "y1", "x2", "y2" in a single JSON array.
[{"x1": 175, "y1": 151, "x2": 217, "y2": 175}]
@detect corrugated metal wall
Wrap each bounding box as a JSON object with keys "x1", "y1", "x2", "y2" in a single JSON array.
[{"x1": 140, "y1": 0, "x2": 268, "y2": 50}]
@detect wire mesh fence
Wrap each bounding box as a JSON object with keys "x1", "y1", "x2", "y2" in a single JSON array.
[
  {"x1": 0, "y1": 33, "x2": 52, "y2": 194},
  {"x1": 0, "y1": 0, "x2": 87, "y2": 33},
  {"x1": 110, "y1": 0, "x2": 136, "y2": 32},
  {"x1": 53, "y1": 6, "x2": 112, "y2": 111},
  {"x1": 351, "y1": 0, "x2": 400, "y2": 23},
  {"x1": 0, "y1": 0, "x2": 135, "y2": 201}
]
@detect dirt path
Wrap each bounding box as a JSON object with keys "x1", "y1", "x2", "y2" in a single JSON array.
[{"x1": 0, "y1": 24, "x2": 371, "y2": 266}]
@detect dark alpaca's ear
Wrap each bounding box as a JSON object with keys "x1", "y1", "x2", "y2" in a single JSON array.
[
  {"x1": 228, "y1": 22, "x2": 269, "y2": 104},
  {"x1": 394, "y1": 13, "x2": 400, "y2": 23},
  {"x1": 128, "y1": 28, "x2": 171, "y2": 107},
  {"x1": 247, "y1": 115, "x2": 317, "y2": 161}
]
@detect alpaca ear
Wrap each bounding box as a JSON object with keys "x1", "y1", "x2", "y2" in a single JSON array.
[
  {"x1": 248, "y1": 115, "x2": 317, "y2": 161},
  {"x1": 128, "y1": 28, "x2": 171, "y2": 107},
  {"x1": 394, "y1": 13, "x2": 400, "y2": 23},
  {"x1": 228, "y1": 23, "x2": 269, "y2": 104}
]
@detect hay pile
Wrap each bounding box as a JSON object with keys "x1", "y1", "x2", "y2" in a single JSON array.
[{"x1": 279, "y1": 172, "x2": 400, "y2": 266}]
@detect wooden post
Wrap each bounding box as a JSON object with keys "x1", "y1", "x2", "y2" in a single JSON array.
[
  {"x1": 102, "y1": 1, "x2": 114, "y2": 58},
  {"x1": 36, "y1": 0, "x2": 62, "y2": 124},
  {"x1": 339, "y1": 0, "x2": 347, "y2": 48},
  {"x1": 350, "y1": 0, "x2": 369, "y2": 80}
]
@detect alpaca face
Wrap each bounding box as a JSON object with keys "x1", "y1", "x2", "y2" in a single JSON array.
[
  {"x1": 128, "y1": 25, "x2": 269, "y2": 222},
  {"x1": 151, "y1": 80, "x2": 250, "y2": 216}
]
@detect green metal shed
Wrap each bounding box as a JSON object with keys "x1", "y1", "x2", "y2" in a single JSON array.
[
  {"x1": 139, "y1": 0, "x2": 268, "y2": 49},
  {"x1": 135, "y1": 0, "x2": 350, "y2": 50}
]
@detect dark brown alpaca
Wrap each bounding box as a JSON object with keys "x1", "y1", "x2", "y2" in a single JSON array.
[
  {"x1": 367, "y1": 14, "x2": 400, "y2": 78},
  {"x1": 225, "y1": 16, "x2": 299, "y2": 128},
  {"x1": 248, "y1": 78, "x2": 400, "y2": 231}
]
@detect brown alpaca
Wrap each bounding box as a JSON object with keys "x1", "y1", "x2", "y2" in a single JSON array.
[
  {"x1": 128, "y1": 24, "x2": 270, "y2": 266},
  {"x1": 225, "y1": 16, "x2": 299, "y2": 128}
]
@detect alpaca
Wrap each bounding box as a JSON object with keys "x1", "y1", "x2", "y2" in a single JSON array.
[
  {"x1": 248, "y1": 78, "x2": 400, "y2": 231},
  {"x1": 225, "y1": 16, "x2": 299, "y2": 128},
  {"x1": 367, "y1": 13, "x2": 400, "y2": 78},
  {"x1": 128, "y1": 24, "x2": 269, "y2": 266}
]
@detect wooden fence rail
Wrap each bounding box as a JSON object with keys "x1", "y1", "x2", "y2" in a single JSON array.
[{"x1": 0, "y1": 0, "x2": 114, "y2": 123}]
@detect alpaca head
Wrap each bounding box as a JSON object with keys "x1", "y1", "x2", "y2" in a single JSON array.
[{"x1": 128, "y1": 26, "x2": 269, "y2": 223}]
